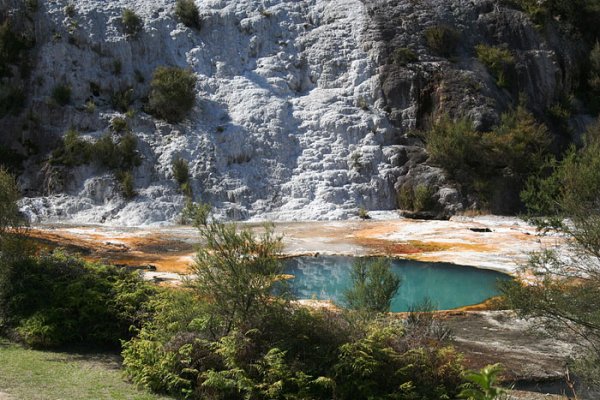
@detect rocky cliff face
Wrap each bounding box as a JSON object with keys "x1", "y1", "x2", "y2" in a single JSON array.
[{"x1": 0, "y1": 0, "x2": 589, "y2": 225}]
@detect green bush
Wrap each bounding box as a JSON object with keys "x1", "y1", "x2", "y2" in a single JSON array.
[
  {"x1": 475, "y1": 44, "x2": 515, "y2": 88},
  {"x1": 50, "y1": 128, "x2": 92, "y2": 167},
  {"x1": 171, "y1": 157, "x2": 189, "y2": 186},
  {"x1": 51, "y1": 83, "x2": 71, "y2": 106},
  {"x1": 423, "y1": 107, "x2": 550, "y2": 211},
  {"x1": 175, "y1": 0, "x2": 201, "y2": 30},
  {"x1": 110, "y1": 116, "x2": 129, "y2": 133},
  {"x1": 110, "y1": 87, "x2": 134, "y2": 112},
  {"x1": 414, "y1": 184, "x2": 435, "y2": 212},
  {"x1": 122, "y1": 9, "x2": 143, "y2": 36},
  {"x1": 390, "y1": 47, "x2": 418, "y2": 66},
  {"x1": 148, "y1": 66, "x2": 197, "y2": 123},
  {"x1": 0, "y1": 250, "x2": 156, "y2": 348},
  {"x1": 424, "y1": 25, "x2": 460, "y2": 57},
  {"x1": 118, "y1": 170, "x2": 136, "y2": 199},
  {"x1": 344, "y1": 257, "x2": 401, "y2": 313}
]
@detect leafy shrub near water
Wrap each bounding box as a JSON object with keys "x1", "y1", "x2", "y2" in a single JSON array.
[
  {"x1": 148, "y1": 66, "x2": 197, "y2": 123},
  {"x1": 122, "y1": 213, "x2": 467, "y2": 399},
  {"x1": 0, "y1": 250, "x2": 156, "y2": 348},
  {"x1": 424, "y1": 25, "x2": 460, "y2": 57},
  {"x1": 175, "y1": 0, "x2": 201, "y2": 30}
]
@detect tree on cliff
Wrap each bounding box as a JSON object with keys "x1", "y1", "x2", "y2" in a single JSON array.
[{"x1": 501, "y1": 118, "x2": 600, "y2": 387}]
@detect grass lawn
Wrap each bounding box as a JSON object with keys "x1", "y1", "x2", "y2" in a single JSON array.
[{"x1": 0, "y1": 340, "x2": 172, "y2": 400}]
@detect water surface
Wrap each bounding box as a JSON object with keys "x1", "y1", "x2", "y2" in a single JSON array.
[{"x1": 283, "y1": 256, "x2": 510, "y2": 312}]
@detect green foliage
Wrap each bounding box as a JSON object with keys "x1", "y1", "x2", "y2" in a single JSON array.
[
  {"x1": 390, "y1": 47, "x2": 418, "y2": 66},
  {"x1": 357, "y1": 206, "x2": 370, "y2": 220},
  {"x1": 111, "y1": 116, "x2": 129, "y2": 133},
  {"x1": 111, "y1": 87, "x2": 134, "y2": 112},
  {"x1": 334, "y1": 325, "x2": 464, "y2": 400},
  {"x1": 414, "y1": 184, "x2": 435, "y2": 212},
  {"x1": 175, "y1": 0, "x2": 201, "y2": 30},
  {"x1": 50, "y1": 128, "x2": 92, "y2": 167},
  {"x1": 475, "y1": 44, "x2": 515, "y2": 88},
  {"x1": 118, "y1": 170, "x2": 136, "y2": 199},
  {"x1": 148, "y1": 66, "x2": 197, "y2": 123},
  {"x1": 0, "y1": 250, "x2": 156, "y2": 348},
  {"x1": 505, "y1": 118, "x2": 600, "y2": 384},
  {"x1": 0, "y1": 168, "x2": 21, "y2": 241},
  {"x1": 344, "y1": 258, "x2": 401, "y2": 313},
  {"x1": 122, "y1": 9, "x2": 143, "y2": 36},
  {"x1": 189, "y1": 218, "x2": 290, "y2": 337},
  {"x1": 122, "y1": 215, "x2": 466, "y2": 399},
  {"x1": 424, "y1": 25, "x2": 460, "y2": 57},
  {"x1": 180, "y1": 201, "x2": 211, "y2": 226},
  {"x1": 423, "y1": 106, "x2": 550, "y2": 210},
  {"x1": 172, "y1": 157, "x2": 190, "y2": 186},
  {"x1": 51, "y1": 83, "x2": 71, "y2": 106},
  {"x1": 459, "y1": 364, "x2": 506, "y2": 400}
]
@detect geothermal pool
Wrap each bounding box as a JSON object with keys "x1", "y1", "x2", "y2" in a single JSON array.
[{"x1": 284, "y1": 256, "x2": 511, "y2": 312}]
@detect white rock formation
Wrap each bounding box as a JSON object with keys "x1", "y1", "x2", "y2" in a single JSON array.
[{"x1": 18, "y1": 0, "x2": 405, "y2": 225}]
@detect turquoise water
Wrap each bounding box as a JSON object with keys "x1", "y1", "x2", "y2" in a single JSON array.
[{"x1": 283, "y1": 256, "x2": 510, "y2": 312}]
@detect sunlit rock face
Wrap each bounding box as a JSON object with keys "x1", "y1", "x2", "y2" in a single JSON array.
[{"x1": 4, "y1": 0, "x2": 583, "y2": 225}]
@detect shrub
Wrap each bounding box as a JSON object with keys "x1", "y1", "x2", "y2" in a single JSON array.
[
  {"x1": 111, "y1": 116, "x2": 129, "y2": 133},
  {"x1": 148, "y1": 66, "x2": 197, "y2": 123},
  {"x1": 344, "y1": 257, "x2": 401, "y2": 313},
  {"x1": 171, "y1": 157, "x2": 189, "y2": 186},
  {"x1": 424, "y1": 25, "x2": 460, "y2": 57},
  {"x1": 358, "y1": 206, "x2": 370, "y2": 219},
  {"x1": 50, "y1": 128, "x2": 92, "y2": 167},
  {"x1": 51, "y1": 83, "x2": 71, "y2": 106},
  {"x1": 110, "y1": 87, "x2": 134, "y2": 112},
  {"x1": 64, "y1": 3, "x2": 75, "y2": 18},
  {"x1": 118, "y1": 170, "x2": 136, "y2": 199},
  {"x1": 475, "y1": 44, "x2": 515, "y2": 88},
  {"x1": 148, "y1": 67, "x2": 196, "y2": 123},
  {"x1": 390, "y1": 47, "x2": 418, "y2": 66},
  {"x1": 122, "y1": 9, "x2": 143, "y2": 36},
  {"x1": 0, "y1": 251, "x2": 156, "y2": 348},
  {"x1": 175, "y1": 0, "x2": 201, "y2": 30},
  {"x1": 414, "y1": 184, "x2": 435, "y2": 212}
]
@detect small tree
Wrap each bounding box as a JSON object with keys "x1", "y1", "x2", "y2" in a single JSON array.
[
  {"x1": 148, "y1": 66, "x2": 197, "y2": 123},
  {"x1": 503, "y1": 118, "x2": 600, "y2": 385},
  {"x1": 188, "y1": 206, "x2": 291, "y2": 337},
  {"x1": 175, "y1": 0, "x2": 201, "y2": 30},
  {"x1": 344, "y1": 258, "x2": 401, "y2": 313}
]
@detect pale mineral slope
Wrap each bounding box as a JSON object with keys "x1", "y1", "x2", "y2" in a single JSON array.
[{"x1": 5, "y1": 0, "x2": 582, "y2": 225}]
